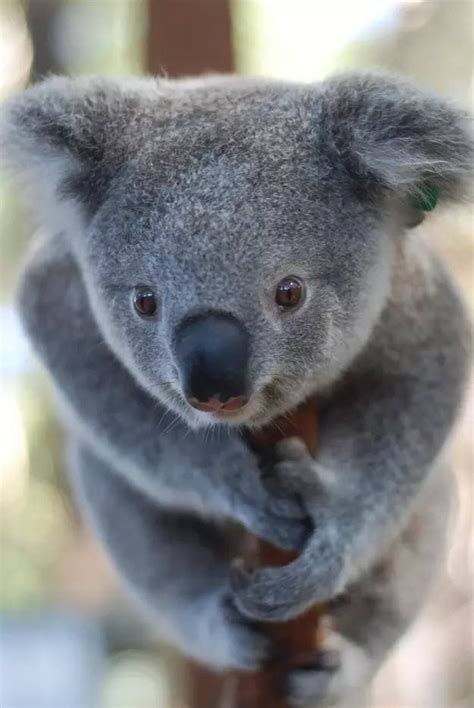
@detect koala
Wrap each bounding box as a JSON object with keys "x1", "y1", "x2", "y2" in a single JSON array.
[{"x1": 2, "y1": 71, "x2": 472, "y2": 706}]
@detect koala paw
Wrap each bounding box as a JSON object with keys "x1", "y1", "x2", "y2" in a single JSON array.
[
  {"x1": 249, "y1": 498, "x2": 312, "y2": 553},
  {"x1": 284, "y1": 633, "x2": 372, "y2": 707},
  {"x1": 190, "y1": 591, "x2": 270, "y2": 671},
  {"x1": 237, "y1": 459, "x2": 314, "y2": 552},
  {"x1": 230, "y1": 532, "x2": 343, "y2": 621},
  {"x1": 261, "y1": 437, "x2": 323, "y2": 501},
  {"x1": 231, "y1": 440, "x2": 343, "y2": 622}
]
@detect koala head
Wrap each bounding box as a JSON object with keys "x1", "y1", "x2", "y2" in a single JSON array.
[{"x1": 3, "y1": 72, "x2": 472, "y2": 428}]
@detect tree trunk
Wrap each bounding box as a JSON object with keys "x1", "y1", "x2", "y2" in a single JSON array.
[
  {"x1": 147, "y1": 0, "x2": 233, "y2": 77},
  {"x1": 182, "y1": 401, "x2": 326, "y2": 708}
]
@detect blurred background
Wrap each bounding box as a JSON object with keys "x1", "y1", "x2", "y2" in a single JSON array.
[{"x1": 0, "y1": 1, "x2": 472, "y2": 706}]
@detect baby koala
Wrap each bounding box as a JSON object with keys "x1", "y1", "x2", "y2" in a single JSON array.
[{"x1": 2, "y1": 70, "x2": 472, "y2": 706}]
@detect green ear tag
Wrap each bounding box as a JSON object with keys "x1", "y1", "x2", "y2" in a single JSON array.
[{"x1": 413, "y1": 185, "x2": 439, "y2": 212}]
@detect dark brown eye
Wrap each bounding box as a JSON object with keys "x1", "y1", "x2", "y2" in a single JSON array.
[
  {"x1": 275, "y1": 276, "x2": 304, "y2": 311},
  {"x1": 133, "y1": 286, "x2": 158, "y2": 318}
]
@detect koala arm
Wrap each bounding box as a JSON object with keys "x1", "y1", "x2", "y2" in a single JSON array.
[
  {"x1": 233, "y1": 254, "x2": 471, "y2": 620},
  {"x1": 18, "y1": 233, "x2": 307, "y2": 550},
  {"x1": 70, "y1": 441, "x2": 270, "y2": 670}
]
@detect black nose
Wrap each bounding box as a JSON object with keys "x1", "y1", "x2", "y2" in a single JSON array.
[{"x1": 174, "y1": 312, "x2": 249, "y2": 411}]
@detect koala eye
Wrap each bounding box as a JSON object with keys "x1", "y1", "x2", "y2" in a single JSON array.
[
  {"x1": 275, "y1": 276, "x2": 304, "y2": 311},
  {"x1": 133, "y1": 286, "x2": 158, "y2": 319}
]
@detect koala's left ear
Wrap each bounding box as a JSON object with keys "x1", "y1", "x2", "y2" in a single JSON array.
[
  {"x1": 1, "y1": 76, "x2": 156, "y2": 228},
  {"x1": 319, "y1": 72, "x2": 473, "y2": 224}
]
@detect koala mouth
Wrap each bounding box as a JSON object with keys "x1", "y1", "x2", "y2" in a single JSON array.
[
  {"x1": 186, "y1": 393, "x2": 264, "y2": 427},
  {"x1": 187, "y1": 377, "x2": 290, "y2": 427},
  {"x1": 162, "y1": 377, "x2": 291, "y2": 428},
  {"x1": 188, "y1": 395, "x2": 249, "y2": 414}
]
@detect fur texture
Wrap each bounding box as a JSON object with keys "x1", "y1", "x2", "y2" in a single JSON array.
[{"x1": 2, "y1": 71, "x2": 472, "y2": 704}]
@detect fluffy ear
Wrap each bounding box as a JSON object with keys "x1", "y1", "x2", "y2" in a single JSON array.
[
  {"x1": 319, "y1": 71, "x2": 473, "y2": 221},
  {"x1": 1, "y1": 76, "x2": 156, "y2": 227}
]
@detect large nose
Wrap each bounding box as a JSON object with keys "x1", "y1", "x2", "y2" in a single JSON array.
[{"x1": 174, "y1": 312, "x2": 249, "y2": 412}]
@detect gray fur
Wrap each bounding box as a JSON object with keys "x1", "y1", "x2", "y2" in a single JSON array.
[{"x1": 2, "y1": 71, "x2": 472, "y2": 702}]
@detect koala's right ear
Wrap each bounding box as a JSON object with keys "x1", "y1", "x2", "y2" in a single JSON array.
[{"x1": 1, "y1": 76, "x2": 155, "y2": 230}]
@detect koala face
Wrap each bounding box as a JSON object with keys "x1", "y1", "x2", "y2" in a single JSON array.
[
  {"x1": 4, "y1": 73, "x2": 471, "y2": 428},
  {"x1": 75, "y1": 82, "x2": 393, "y2": 428}
]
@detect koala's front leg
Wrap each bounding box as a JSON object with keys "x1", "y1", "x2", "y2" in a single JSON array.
[
  {"x1": 285, "y1": 468, "x2": 453, "y2": 707},
  {"x1": 70, "y1": 441, "x2": 272, "y2": 671},
  {"x1": 19, "y1": 234, "x2": 309, "y2": 552},
  {"x1": 232, "y1": 268, "x2": 469, "y2": 621}
]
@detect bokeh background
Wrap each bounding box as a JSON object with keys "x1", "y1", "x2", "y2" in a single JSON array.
[{"x1": 0, "y1": 1, "x2": 472, "y2": 706}]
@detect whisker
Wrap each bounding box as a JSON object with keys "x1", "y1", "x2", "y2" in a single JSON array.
[{"x1": 162, "y1": 415, "x2": 180, "y2": 436}]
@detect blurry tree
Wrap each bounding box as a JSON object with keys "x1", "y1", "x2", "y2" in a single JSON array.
[
  {"x1": 26, "y1": 0, "x2": 65, "y2": 78},
  {"x1": 147, "y1": 0, "x2": 233, "y2": 76}
]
